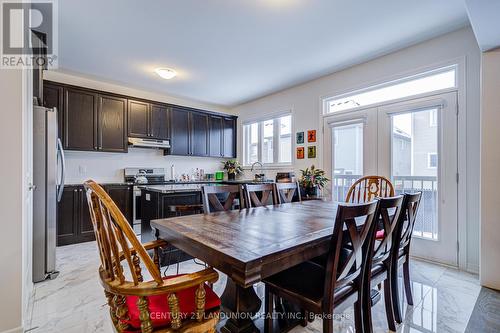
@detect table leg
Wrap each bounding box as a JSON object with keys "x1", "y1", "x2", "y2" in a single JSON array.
[{"x1": 221, "y1": 278, "x2": 262, "y2": 333}]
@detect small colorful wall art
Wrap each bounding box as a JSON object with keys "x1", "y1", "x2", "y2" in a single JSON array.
[
  {"x1": 296, "y1": 131, "x2": 304, "y2": 144},
  {"x1": 296, "y1": 147, "x2": 305, "y2": 159},
  {"x1": 307, "y1": 146, "x2": 316, "y2": 158},
  {"x1": 307, "y1": 130, "x2": 316, "y2": 142}
]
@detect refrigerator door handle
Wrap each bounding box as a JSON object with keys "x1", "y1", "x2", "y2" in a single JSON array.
[{"x1": 57, "y1": 138, "x2": 66, "y2": 202}]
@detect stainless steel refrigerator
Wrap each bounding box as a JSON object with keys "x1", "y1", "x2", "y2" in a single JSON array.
[{"x1": 33, "y1": 105, "x2": 65, "y2": 282}]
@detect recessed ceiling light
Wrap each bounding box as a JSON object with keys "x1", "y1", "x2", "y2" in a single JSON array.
[{"x1": 155, "y1": 68, "x2": 177, "y2": 80}]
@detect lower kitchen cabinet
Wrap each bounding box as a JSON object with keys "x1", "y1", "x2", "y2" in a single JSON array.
[
  {"x1": 141, "y1": 190, "x2": 202, "y2": 265},
  {"x1": 57, "y1": 185, "x2": 95, "y2": 246},
  {"x1": 57, "y1": 184, "x2": 133, "y2": 246},
  {"x1": 104, "y1": 184, "x2": 133, "y2": 226}
]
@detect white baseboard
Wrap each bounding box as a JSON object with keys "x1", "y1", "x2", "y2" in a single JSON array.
[
  {"x1": 466, "y1": 262, "x2": 479, "y2": 274},
  {"x1": 0, "y1": 326, "x2": 23, "y2": 333}
]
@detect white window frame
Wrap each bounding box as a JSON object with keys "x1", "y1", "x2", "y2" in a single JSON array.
[
  {"x1": 427, "y1": 152, "x2": 438, "y2": 169},
  {"x1": 429, "y1": 109, "x2": 438, "y2": 127},
  {"x1": 242, "y1": 113, "x2": 292, "y2": 167},
  {"x1": 322, "y1": 65, "x2": 458, "y2": 115}
]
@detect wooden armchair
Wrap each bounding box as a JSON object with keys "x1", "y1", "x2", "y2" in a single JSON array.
[
  {"x1": 345, "y1": 175, "x2": 394, "y2": 203},
  {"x1": 83, "y1": 180, "x2": 220, "y2": 333}
]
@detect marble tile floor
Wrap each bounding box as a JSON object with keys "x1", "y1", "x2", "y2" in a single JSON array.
[{"x1": 26, "y1": 241, "x2": 482, "y2": 333}]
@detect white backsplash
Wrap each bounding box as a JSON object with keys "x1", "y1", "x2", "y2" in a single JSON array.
[{"x1": 64, "y1": 147, "x2": 228, "y2": 184}]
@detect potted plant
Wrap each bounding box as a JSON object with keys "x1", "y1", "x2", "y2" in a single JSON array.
[
  {"x1": 299, "y1": 165, "x2": 329, "y2": 197},
  {"x1": 222, "y1": 160, "x2": 243, "y2": 180}
]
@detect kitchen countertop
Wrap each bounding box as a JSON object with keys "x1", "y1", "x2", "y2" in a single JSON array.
[
  {"x1": 66, "y1": 179, "x2": 274, "y2": 187},
  {"x1": 138, "y1": 179, "x2": 275, "y2": 193}
]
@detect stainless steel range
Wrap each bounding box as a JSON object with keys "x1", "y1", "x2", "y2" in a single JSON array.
[{"x1": 124, "y1": 168, "x2": 166, "y2": 226}]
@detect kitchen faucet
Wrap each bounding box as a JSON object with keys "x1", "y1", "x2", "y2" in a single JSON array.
[{"x1": 251, "y1": 162, "x2": 265, "y2": 181}]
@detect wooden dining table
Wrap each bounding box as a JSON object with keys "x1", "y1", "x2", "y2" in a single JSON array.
[{"x1": 151, "y1": 200, "x2": 341, "y2": 333}]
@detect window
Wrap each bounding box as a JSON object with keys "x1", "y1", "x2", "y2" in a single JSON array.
[
  {"x1": 324, "y1": 66, "x2": 457, "y2": 114},
  {"x1": 243, "y1": 114, "x2": 292, "y2": 165},
  {"x1": 429, "y1": 109, "x2": 438, "y2": 127},
  {"x1": 428, "y1": 153, "x2": 438, "y2": 169}
]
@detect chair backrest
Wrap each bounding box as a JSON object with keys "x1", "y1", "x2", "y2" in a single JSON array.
[
  {"x1": 275, "y1": 181, "x2": 301, "y2": 204},
  {"x1": 202, "y1": 184, "x2": 244, "y2": 213},
  {"x1": 83, "y1": 180, "x2": 163, "y2": 286},
  {"x1": 394, "y1": 192, "x2": 422, "y2": 256},
  {"x1": 243, "y1": 183, "x2": 278, "y2": 207},
  {"x1": 323, "y1": 200, "x2": 379, "y2": 311},
  {"x1": 372, "y1": 196, "x2": 404, "y2": 265},
  {"x1": 345, "y1": 176, "x2": 394, "y2": 203}
]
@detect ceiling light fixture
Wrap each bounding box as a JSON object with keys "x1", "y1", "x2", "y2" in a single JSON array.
[{"x1": 155, "y1": 68, "x2": 177, "y2": 80}]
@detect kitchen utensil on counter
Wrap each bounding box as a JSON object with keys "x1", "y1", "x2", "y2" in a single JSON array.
[{"x1": 135, "y1": 170, "x2": 148, "y2": 184}]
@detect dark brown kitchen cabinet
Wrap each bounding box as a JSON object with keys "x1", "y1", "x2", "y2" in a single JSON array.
[
  {"x1": 223, "y1": 117, "x2": 237, "y2": 158},
  {"x1": 170, "y1": 107, "x2": 190, "y2": 156},
  {"x1": 43, "y1": 82, "x2": 64, "y2": 140},
  {"x1": 150, "y1": 103, "x2": 170, "y2": 140},
  {"x1": 97, "y1": 95, "x2": 127, "y2": 152},
  {"x1": 43, "y1": 80, "x2": 237, "y2": 156},
  {"x1": 64, "y1": 87, "x2": 97, "y2": 151},
  {"x1": 128, "y1": 100, "x2": 170, "y2": 140},
  {"x1": 128, "y1": 100, "x2": 150, "y2": 138},
  {"x1": 104, "y1": 184, "x2": 133, "y2": 227},
  {"x1": 190, "y1": 112, "x2": 209, "y2": 156},
  {"x1": 209, "y1": 115, "x2": 223, "y2": 157},
  {"x1": 57, "y1": 185, "x2": 95, "y2": 246}
]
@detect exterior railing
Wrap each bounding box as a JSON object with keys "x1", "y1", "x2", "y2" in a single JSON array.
[{"x1": 332, "y1": 174, "x2": 438, "y2": 240}]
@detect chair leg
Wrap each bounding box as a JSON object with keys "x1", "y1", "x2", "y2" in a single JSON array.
[
  {"x1": 354, "y1": 299, "x2": 366, "y2": 333},
  {"x1": 402, "y1": 260, "x2": 413, "y2": 306},
  {"x1": 264, "y1": 286, "x2": 273, "y2": 333},
  {"x1": 390, "y1": 263, "x2": 403, "y2": 324},
  {"x1": 383, "y1": 279, "x2": 397, "y2": 332},
  {"x1": 322, "y1": 313, "x2": 334, "y2": 333}
]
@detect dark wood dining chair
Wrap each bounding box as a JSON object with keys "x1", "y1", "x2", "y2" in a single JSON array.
[
  {"x1": 243, "y1": 183, "x2": 278, "y2": 207},
  {"x1": 391, "y1": 192, "x2": 422, "y2": 323},
  {"x1": 275, "y1": 181, "x2": 301, "y2": 204},
  {"x1": 83, "y1": 180, "x2": 221, "y2": 333},
  {"x1": 346, "y1": 176, "x2": 394, "y2": 203},
  {"x1": 365, "y1": 195, "x2": 404, "y2": 332},
  {"x1": 263, "y1": 200, "x2": 379, "y2": 333},
  {"x1": 201, "y1": 184, "x2": 244, "y2": 213}
]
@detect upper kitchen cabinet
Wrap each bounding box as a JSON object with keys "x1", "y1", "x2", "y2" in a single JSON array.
[
  {"x1": 190, "y1": 111, "x2": 209, "y2": 156},
  {"x1": 150, "y1": 103, "x2": 170, "y2": 140},
  {"x1": 128, "y1": 100, "x2": 149, "y2": 138},
  {"x1": 97, "y1": 94, "x2": 128, "y2": 152},
  {"x1": 209, "y1": 115, "x2": 223, "y2": 157},
  {"x1": 43, "y1": 82, "x2": 64, "y2": 140},
  {"x1": 64, "y1": 87, "x2": 98, "y2": 151},
  {"x1": 128, "y1": 100, "x2": 170, "y2": 140},
  {"x1": 170, "y1": 107, "x2": 190, "y2": 156},
  {"x1": 223, "y1": 117, "x2": 237, "y2": 158}
]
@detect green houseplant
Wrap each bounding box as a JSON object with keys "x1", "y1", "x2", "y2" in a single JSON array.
[
  {"x1": 299, "y1": 165, "x2": 329, "y2": 197},
  {"x1": 222, "y1": 160, "x2": 243, "y2": 180}
]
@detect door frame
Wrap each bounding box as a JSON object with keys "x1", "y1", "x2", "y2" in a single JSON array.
[
  {"x1": 378, "y1": 92, "x2": 458, "y2": 266},
  {"x1": 322, "y1": 90, "x2": 462, "y2": 268}
]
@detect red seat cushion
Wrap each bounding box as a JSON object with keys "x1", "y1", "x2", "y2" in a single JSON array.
[
  {"x1": 123, "y1": 274, "x2": 220, "y2": 331},
  {"x1": 375, "y1": 230, "x2": 385, "y2": 240}
]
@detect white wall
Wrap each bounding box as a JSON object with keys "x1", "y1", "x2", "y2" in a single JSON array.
[
  {"x1": 480, "y1": 47, "x2": 500, "y2": 290},
  {"x1": 0, "y1": 70, "x2": 24, "y2": 332},
  {"x1": 233, "y1": 27, "x2": 481, "y2": 272},
  {"x1": 44, "y1": 71, "x2": 234, "y2": 184}
]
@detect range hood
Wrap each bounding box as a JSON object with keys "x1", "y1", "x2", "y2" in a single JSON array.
[{"x1": 128, "y1": 137, "x2": 171, "y2": 149}]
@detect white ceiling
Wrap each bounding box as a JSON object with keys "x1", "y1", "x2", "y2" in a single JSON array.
[
  {"x1": 58, "y1": 0, "x2": 469, "y2": 107},
  {"x1": 465, "y1": 0, "x2": 500, "y2": 51}
]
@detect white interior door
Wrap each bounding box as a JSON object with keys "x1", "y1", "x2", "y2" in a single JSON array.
[
  {"x1": 323, "y1": 92, "x2": 458, "y2": 266},
  {"x1": 378, "y1": 92, "x2": 458, "y2": 266}
]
